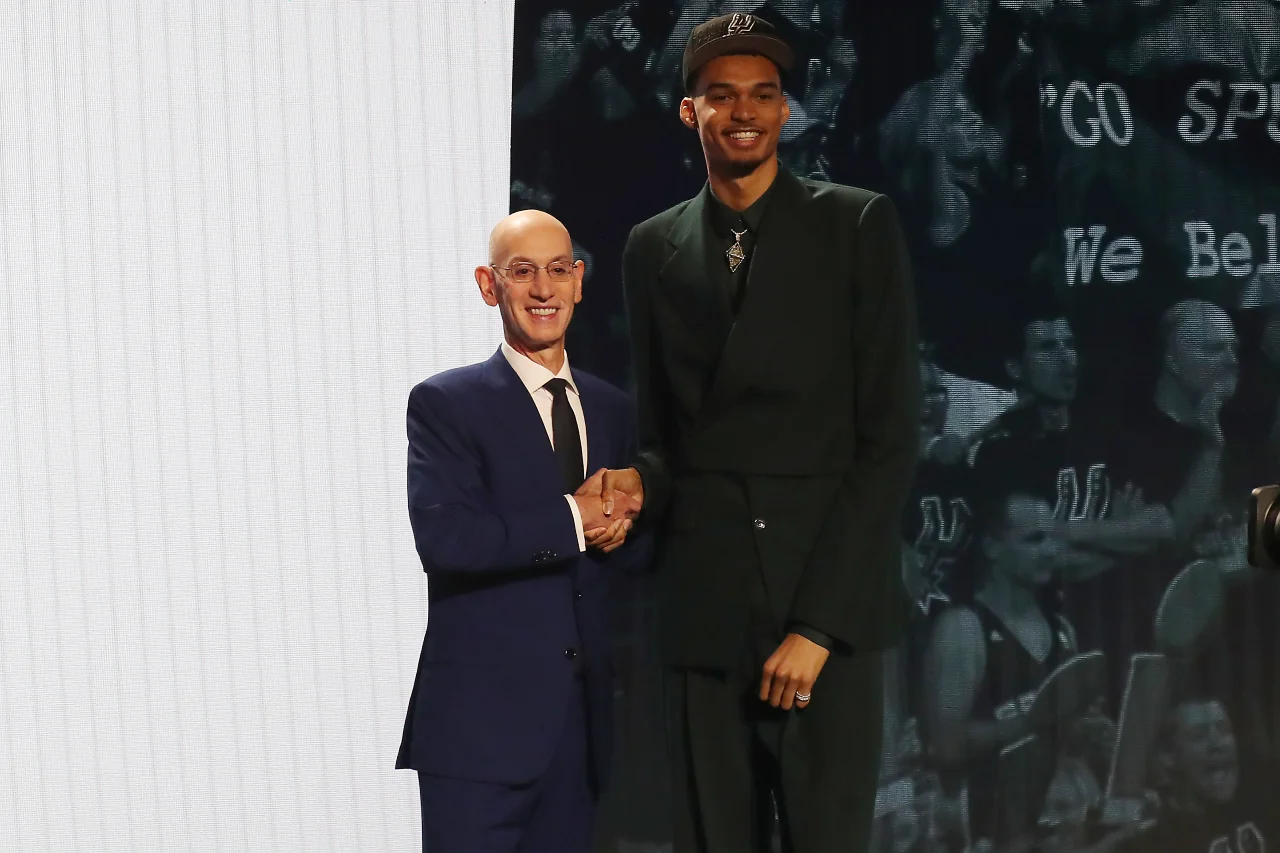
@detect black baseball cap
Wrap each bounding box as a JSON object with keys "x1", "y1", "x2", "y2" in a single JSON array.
[{"x1": 682, "y1": 12, "x2": 795, "y2": 94}]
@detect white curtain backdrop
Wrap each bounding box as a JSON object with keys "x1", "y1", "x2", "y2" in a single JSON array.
[{"x1": 0, "y1": 1, "x2": 512, "y2": 849}]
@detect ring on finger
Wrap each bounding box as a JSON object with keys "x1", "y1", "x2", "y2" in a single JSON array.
[{"x1": 795, "y1": 691, "x2": 811, "y2": 703}]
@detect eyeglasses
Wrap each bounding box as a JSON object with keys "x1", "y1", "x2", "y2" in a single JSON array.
[{"x1": 491, "y1": 260, "x2": 579, "y2": 284}]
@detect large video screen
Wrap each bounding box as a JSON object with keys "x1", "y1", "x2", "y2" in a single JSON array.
[{"x1": 509, "y1": 1, "x2": 1280, "y2": 851}]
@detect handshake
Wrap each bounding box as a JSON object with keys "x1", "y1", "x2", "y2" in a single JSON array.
[{"x1": 571, "y1": 467, "x2": 645, "y2": 553}]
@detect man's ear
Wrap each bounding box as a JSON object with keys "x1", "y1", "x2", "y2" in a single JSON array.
[
  {"x1": 475, "y1": 265, "x2": 500, "y2": 307},
  {"x1": 680, "y1": 97, "x2": 698, "y2": 130}
]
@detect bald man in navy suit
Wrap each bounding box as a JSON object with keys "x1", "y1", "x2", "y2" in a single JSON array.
[{"x1": 395, "y1": 210, "x2": 649, "y2": 853}]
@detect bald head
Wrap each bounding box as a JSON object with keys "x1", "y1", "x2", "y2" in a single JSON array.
[
  {"x1": 1158, "y1": 298, "x2": 1238, "y2": 402},
  {"x1": 488, "y1": 209, "x2": 573, "y2": 268},
  {"x1": 476, "y1": 209, "x2": 583, "y2": 369},
  {"x1": 1159, "y1": 299, "x2": 1231, "y2": 355}
]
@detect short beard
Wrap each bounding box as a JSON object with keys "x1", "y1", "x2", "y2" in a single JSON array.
[{"x1": 713, "y1": 154, "x2": 769, "y2": 180}]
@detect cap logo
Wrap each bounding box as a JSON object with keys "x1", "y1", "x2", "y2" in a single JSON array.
[{"x1": 726, "y1": 13, "x2": 756, "y2": 36}]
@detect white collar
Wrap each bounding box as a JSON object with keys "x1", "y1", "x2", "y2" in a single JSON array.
[{"x1": 500, "y1": 341, "x2": 578, "y2": 396}]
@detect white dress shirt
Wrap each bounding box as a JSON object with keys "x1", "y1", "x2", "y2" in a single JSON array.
[{"x1": 500, "y1": 342, "x2": 589, "y2": 552}]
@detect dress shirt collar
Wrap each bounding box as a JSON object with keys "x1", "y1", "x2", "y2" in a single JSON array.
[
  {"x1": 500, "y1": 341, "x2": 578, "y2": 397},
  {"x1": 707, "y1": 176, "x2": 776, "y2": 236}
]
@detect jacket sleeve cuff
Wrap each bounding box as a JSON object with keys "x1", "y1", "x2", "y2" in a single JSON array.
[
  {"x1": 632, "y1": 452, "x2": 670, "y2": 524},
  {"x1": 789, "y1": 622, "x2": 851, "y2": 655},
  {"x1": 501, "y1": 499, "x2": 583, "y2": 569}
]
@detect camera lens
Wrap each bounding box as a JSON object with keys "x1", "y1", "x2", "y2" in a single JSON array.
[
  {"x1": 1249, "y1": 485, "x2": 1280, "y2": 569},
  {"x1": 1266, "y1": 497, "x2": 1280, "y2": 565}
]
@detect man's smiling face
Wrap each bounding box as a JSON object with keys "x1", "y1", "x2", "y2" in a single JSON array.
[
  {"x1": 683, "y1": 53, "x2": 790, "y2": 178},
  {"x1": 477, "y1": 210, "x2": 583, "y2": 359}
]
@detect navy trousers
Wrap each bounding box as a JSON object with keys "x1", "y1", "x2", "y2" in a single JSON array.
[{"x1": 417, "y1": 680, "x2": 596, "y2": 853}]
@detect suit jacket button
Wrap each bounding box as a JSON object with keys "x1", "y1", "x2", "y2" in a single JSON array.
[
  {"x1": 754, "y1": 518, "x2": 766, "y2": 530},
  {"x1": 564, "y1": 648, "x2": 578, "y2": 659}
]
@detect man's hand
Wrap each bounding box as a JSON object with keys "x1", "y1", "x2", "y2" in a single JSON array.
[
  {"x1": 600, "y1": 467, "x2": 644, "y2": 518},
  {"x1": 1191, "y1": 514, "x2": 1248, "y2": 575},
  {"x1": 1110, "y1": 482, "x2": 1146, "y2": 520},
  {"x1": 759, "y1": 632, "x2": 831, "y2": 711},
  {"x1": 1195, "y1": 383, "x2": 1232, "y2": 444},
  {"x1": 584, "y1": 514, "x2": 632, "y2": 553},
  {"x1": 574, "y1": 469, "x2": 641, "y2": 553},
  {"x1": 572, "y1": 491, "x2": 638, "y2": 553}
]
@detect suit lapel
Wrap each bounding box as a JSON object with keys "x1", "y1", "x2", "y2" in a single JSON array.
[
  {"x1": 481, "y1": 350, "x2": 564, "y2": 490},
  {"x1": 657, "y1": 185, "x2": 734, "y2": 348},
  {"x1": 701, "y1": 169, "x2": 814, "y2": 415}
]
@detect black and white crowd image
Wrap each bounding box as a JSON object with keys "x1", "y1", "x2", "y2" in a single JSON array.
[{"x1": 508, "y1": 1, "x2": 1280, "y2": 851}]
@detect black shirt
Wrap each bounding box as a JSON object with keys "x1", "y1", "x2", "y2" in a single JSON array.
[
  {"x1": 937, "y1": 599, "x2": 1074, "y2": 845},
  {"x1": 900, "y1": 456, "x2": 979, "y2": 737},
  {"x1": 1069, "y1": 401, "x2": 1208, "y2": 707},
  {"x1": 704, "y1": 179, "x2": 774, "y2": 316},
  {"x1": 969, "y1": 402, "x2": 1117, "y2": 521},
  {"x1": 903, "y1": 455, "x2": 977, "y2": 610},
  {"x1": 1106, "y1": 401, "x2": 1206, "y2": 511}
]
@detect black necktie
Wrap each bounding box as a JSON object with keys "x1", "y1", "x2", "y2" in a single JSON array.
[{"x1": 545, "y1": 378, "x2": 584, "y2": 492}]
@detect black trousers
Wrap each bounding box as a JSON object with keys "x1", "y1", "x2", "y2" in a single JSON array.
[{"x1": 665, "y1": 574, "x2": 885, "y2": 852}]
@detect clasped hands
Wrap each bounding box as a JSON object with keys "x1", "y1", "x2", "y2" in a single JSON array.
[{"x1": 571, "y1": 467, "x2": 645, "y2": 554}]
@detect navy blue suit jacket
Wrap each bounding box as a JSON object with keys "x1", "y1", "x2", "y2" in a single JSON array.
[{"x1": 396, "y1": 349, "x2": 648, "y2": 787}]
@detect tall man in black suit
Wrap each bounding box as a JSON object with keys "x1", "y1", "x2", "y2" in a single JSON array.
[{"x1": 591, "y1": 13, "x2": 921, "y2": 852}]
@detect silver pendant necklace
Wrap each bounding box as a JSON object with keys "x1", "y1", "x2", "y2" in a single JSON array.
[{"x1": 727, "y1": 228, "x2": 747, "y2": 272}]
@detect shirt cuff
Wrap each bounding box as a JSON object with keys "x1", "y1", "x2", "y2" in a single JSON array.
[
  {"x1": 564, "y1": 495, "x2": 587, "y2": 553},
  {"x1": 789, "y1": 622, "x2": 836, "y2": 651}
]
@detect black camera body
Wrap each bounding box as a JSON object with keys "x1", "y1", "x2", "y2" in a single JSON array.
[{"x1": 1249, "y1": 485, "x2": 1280, "y2": 569}]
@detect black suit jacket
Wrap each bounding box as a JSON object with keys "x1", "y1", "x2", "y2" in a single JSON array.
[{"x1": 622, "y1": 167, "x2": 920, "y2": 667}]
